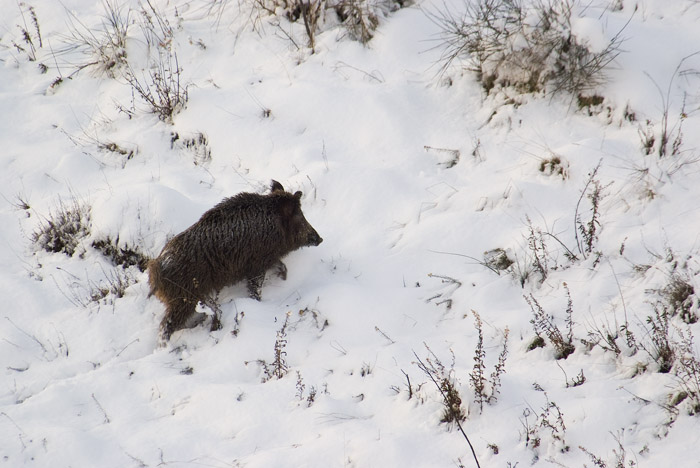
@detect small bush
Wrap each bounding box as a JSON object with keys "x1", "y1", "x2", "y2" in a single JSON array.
[
  {"x1": 506, "y1": 216, "x2": 578, "y2": 287},
  {"x1": 11, "y1": 193, "x2": 32, "y2": 217},
  {"x1": 539, "y1": 154, "x2": 568, "y2": 179},
  {"x1": 470, "y1": 310, "x2": 509, "y2": 411},
  {"x1": 579, "y1": 432, "x2": 637, "y2": 468},
  {"x1": 123, "y1": 50, "x2": 189, "y2": 123},
  {"x1": 247, "y1": 313, "x2": 291, "y2": 382},
  {"x1": 270, "y1": 314, "x2": 291, "y2": 379},
  {"x1": 415, "y1": 345, "x2": 482, "y2": 468},
  {"x1": 171, "y1": 132, "x2": 212, "y2": 165},
  {"x1": 300, "y1": 0, "x2": 324, "y2": 51},
  {"x1": 415, "y1": 346, "x2": 465, "y2": 424},
  {"x1": 576, "y1": 93, "x2": 604, "y2": 109},
  {"x1": 61, "y1": 124, "x2": 137, "y2": 167},
  {"x1": 118, "y1": 2, "x2": 188, "y2": 122},
  {"x1": 641, "y1": 305, "x2": 675, "y2": 373},
  {"x1": 12, "y1": 3, "x2": 43, "y2": 64},
  {"x1": 56, "y1": 265, "x2": 136, "y2": 308},
  {"x1": 99, "y1": 141, "x2": 136, "y2": 161},
  {"x1": 482, "y1": 247, "x2": 514, "y2": 272},
  {"x1": 482, "y1": 220, "x2": 561, "y2": 288},
  {"x1": 32, "y1": 197, "x2": 91, "y2": 257},
  {"x1": 661, "y1": 274, "x2": 697, "y2": 324},
  {"x1": 641, "y1": 57, "x2": 695, "y2": 158},
  {"x1": 482, "y1": 163, "x2": 606, "y2": 287},
  {"x1": 525, "y1": 285, "x2": 575, "y2": 360},
  {"x1": 582, "y1": 315, "x2": 638, "y2": 358},
  {"x1": 576, "y1": 93, "x2": 611, "y2": 118},
  {"x1": 574, "y1": 162, "x2": 608, "y2": 261},
  {"x1": 525, "y1": 216, "x2": 552, "y2": 283},
  {"x1": 295, "y1": 372, "x2": 319, "y2": 406},
  {"x1": 674, "y1": 328, "x2": 700, "y2": 415},
  {"x1": 60, "y1": 0, "x2": 130, "y2": 78},
  {"x1": 521, "y1": 383, "x2": 569, "y2": 454},
  {"x1": 566, "y1": 369, "x2": 585, "y2": 388},
  {"x1": 429, "y1": 0, "x2": 623, "y2": 95},
  {"x1": 335, "y1": 0, "x2": 398, "y2": 44},
  {"x1": 252, "y1": 0, "x2": 403, "y2": 49},
  {"x1": 642, "y1": 249, "x2": 699, "y2": 324},
  {"x1": 92, "y1": 236, "x2": 149, "y2": 272},
  {"x1": 88, "y1": 268, "x2": 137, "y2": 304}
]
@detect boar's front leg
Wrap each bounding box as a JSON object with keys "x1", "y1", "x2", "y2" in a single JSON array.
[
  {"x1": 200, "y1": 296, "x2": 222, "y2": 331},
  {"x1": 247, "y1": 274, "x2": 264, "y2": 301},
  {"x1": 274, "y1": 260, "x2": 287, "y2": 280},
  {"x1": 209, "y1": 310, "x2": 222, "y2": 331}
]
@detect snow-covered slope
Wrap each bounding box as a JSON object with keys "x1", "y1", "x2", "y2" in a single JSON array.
[{"x1": 2, "y1": 0, "x2": 700, "y2": 466}]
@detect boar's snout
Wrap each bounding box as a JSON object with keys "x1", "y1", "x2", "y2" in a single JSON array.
[{"x1": 307, "y1": 229, "x2": 323, "y2": 247}]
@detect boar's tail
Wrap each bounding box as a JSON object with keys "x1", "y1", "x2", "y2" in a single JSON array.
[{"x1": 146, "y1": 258, "x2": 162, "y2": 298}]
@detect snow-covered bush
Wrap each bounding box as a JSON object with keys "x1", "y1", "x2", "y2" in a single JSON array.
[
  {"x1": 521, "y1": 384, "x2": 569, "y2": 455},
  {"x1": 59, "y1": 0, "x2": 130, "y2": 78},
  {"x1": 32, "y1": 196, "x2": 91, "y2": 257},
  {"x1": 334, "y1": 0, "x2": 396, "y2": 44},
  {"x1": 91, "y1": 235, "x2": 149, "y2": 272},
  {"x1": 525, "y1": 287, "x2": 575, "y2": 360},
  {"x1": 430, "y1": 0, "x2": 622, "y2": 95},
  {"x1": 171, "y1": 131, "x2": 212, "y2": 165},
  {"x1": 122, "y1": 46, "x2": 189, "y2": 123},
  {"x1": 252, "y1": 0, "x2": 404, "y2": 49},
  {"x1": 415, "y1": 346, "x2": 467, "y2": 425}
]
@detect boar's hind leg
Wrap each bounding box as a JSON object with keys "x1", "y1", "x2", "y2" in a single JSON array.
[
  {"x1": 160, "y1": 298, "x2": 197, "y2": 342},
  {"x1": 274, "y1": 260, "x2": 287, "y2": 280},
  {"x1": 247, "y1": 274, "x2": 265, "y2": 301}
]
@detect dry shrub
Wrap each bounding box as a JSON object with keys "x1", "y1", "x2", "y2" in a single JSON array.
[
  {"x1": 429, "y1": 0, "x2": 623, "y2": 95},
  {"x1": 32, "y1": 196, "x2": 91, "y2": 257}
]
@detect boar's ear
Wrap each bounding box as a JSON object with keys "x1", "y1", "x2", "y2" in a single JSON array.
[
  {"x1": 271, "y1": 180, "x2": 284, "y2": 193},
  {"x1": 294, "y1": 191, "x2": 302, "y2": 200}
]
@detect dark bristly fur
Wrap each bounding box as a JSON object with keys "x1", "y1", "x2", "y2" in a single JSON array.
[{"x1": 148, "y1": 180, "x2": 323, "y2": 342}]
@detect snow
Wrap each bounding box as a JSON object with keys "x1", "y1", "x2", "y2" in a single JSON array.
[{"x1": 2, "y1": 0, "x2": 700, "y2": 466}]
